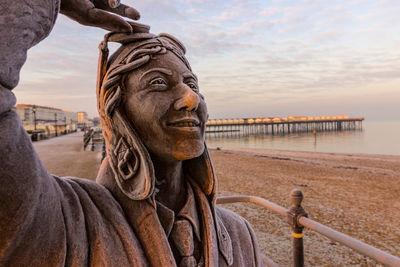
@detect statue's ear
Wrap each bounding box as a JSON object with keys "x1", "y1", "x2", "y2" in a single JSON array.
[{"x1": 108, "y1": 109, "x2": 155, "y2": 200}]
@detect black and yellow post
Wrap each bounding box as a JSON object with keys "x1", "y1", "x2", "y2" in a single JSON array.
[{"x1": 287, "y1": 189, "x2": 308, "y2": 267}]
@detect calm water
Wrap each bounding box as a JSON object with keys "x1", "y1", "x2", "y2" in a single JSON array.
[{"x1": 205, "y1": 120, "x2": 400, "y2": 156}]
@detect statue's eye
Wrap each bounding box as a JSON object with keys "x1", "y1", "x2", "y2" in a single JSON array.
[
  {"x1": 187, "y1": 82, "x2": 199, "y2": 92},
  {"x1": 149, "y1": 77, "x2": 167, "y2": 86}
]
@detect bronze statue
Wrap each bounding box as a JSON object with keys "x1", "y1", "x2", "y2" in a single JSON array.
[{"x1": 0, "y1": 0, "x2": 263, "y2": 266}]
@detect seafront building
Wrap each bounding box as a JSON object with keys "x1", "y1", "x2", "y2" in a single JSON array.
[
  {"x1": 77, "y1": 111, "x2": 94, "y2": 129},
  {"x1": 13, "y1": 104, "x2": 78, "y2": 138},
  {"x1": 77, "y1": 111, "x2": 89, "y2": 124}
]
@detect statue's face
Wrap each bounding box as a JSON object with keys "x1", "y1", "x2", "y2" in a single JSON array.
[{"x1": 123, "y1": 51, "x2": 207, "y2": 161}]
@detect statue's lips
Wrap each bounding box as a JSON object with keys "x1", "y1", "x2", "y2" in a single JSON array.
[{"x1": 166, "y1": 118, "x2": 201, "y2": 128}]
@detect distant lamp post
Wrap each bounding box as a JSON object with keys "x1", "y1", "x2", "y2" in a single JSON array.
[
  {"x1": 32, "y1": 106, "x2": 37, "y2": 131},
  {"x1": 54, "y1": 113, "x2": 58, "y2": 137},
  {"x1": 64, "y1": 116, "x2": 67, "y2": 135},
  {"x1": 31, "y1": 106, "x2": 38, "y2": 142}
]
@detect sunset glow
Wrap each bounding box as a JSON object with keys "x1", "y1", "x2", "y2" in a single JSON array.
[{"x1": 16, "y1": 0, "x2": 400, "y2": 120}]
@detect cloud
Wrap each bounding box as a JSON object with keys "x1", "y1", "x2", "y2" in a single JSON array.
[{"x1": 14, "y1": 0, "x2": 400, "y2": 121}]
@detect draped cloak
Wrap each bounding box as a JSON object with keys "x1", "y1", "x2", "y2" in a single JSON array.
[{"x1": 0, "y1": 0, "x2": 263, "y2": 266}]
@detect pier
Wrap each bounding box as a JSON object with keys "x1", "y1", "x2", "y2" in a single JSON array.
[{"x1": 206, "y1": 115, "x2": 364, "y2": 136}]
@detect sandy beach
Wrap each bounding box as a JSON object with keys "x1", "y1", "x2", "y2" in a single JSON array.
[
  {"x1": 210, "y1": 147, "x2": 400, "y2": 266},
  {"x1": 34, "y1": 133, "x2": 400, "y2": 266}
]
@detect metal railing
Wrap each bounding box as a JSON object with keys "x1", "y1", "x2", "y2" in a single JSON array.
[{"x1": 217, "y1": 190, "x2": 400, "y2": 267}]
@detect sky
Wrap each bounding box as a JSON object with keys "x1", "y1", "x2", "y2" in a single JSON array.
[{"x1": 16, "y1": 0, "x2": 400, "y2": 121}]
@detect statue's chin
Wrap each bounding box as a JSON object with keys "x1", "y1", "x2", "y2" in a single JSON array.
[{"x1": 172, "y1": 141, "x2": 205, "y2": 161}]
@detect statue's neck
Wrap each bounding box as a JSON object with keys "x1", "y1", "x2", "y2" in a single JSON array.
[{"x1": 151, "y1": 156, "x2": 186, "y2": 213}]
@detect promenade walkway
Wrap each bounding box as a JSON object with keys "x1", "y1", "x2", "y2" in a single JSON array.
[{"x1": 33, "y1": 132, "x2": 101, "y2": 180}]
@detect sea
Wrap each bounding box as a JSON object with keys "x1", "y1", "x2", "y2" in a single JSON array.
[{"x1": 205, "y1": 120, "x2": 400, "y2": 156}]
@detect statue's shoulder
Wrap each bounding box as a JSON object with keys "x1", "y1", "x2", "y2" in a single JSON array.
[
  {"x1": 215, "y1": 206, "x2": 263, "y2": 266},
  {"x1": 215, "y1": 206, "x2": 255, "y2": 235}
]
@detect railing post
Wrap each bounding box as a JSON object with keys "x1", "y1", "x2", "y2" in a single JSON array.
[{"x1": 287, "y1": 189, "x2": 308, "y2": 267}]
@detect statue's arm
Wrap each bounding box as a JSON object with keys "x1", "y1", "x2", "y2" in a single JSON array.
[
  {"x1": 0, "y1": 0, "x2": 142, "y2": 188},
  {"x1": 0, "y1": 0, "x2": 142, "y2": 200},
  {"x1": 0, "y1": 0, "x2": 141, "y2": 252}
]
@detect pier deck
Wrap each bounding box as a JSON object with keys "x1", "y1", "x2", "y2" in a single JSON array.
[{"x1": 206, "y1": 117, "x2": 364, "y2": 136}]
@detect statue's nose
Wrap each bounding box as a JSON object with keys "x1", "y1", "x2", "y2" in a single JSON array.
[{"x1": 174, "y1": 84, "x2": 200, "y2": 112}]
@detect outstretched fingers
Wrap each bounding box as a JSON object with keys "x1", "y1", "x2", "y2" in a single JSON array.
[
  {"x1": 60, "y1": 0, "x2": 142, "y2": 32},
  {"x1": 105, "y1": 4, "x2": 140, "y2": 20},
  {"x1": 87, "y1": 8, "x2": 133, "y2": 32}
]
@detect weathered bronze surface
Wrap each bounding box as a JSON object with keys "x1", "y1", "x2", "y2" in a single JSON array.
[{"x1": 0, "y1": 1, "x2": 263, "y2": 266}]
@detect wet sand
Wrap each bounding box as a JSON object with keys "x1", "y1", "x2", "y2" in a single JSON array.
[{"x1": 34, "y1": 135, "x2": 400, "y2": 266}]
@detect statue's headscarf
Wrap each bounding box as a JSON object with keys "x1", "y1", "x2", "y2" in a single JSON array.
[{"x1": 96, "y1": 25, "x2": 216, "y2": 203}]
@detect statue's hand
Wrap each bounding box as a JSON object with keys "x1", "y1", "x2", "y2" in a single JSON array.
[{"x1": 60, "y1": 0, "x2": 140, "y2": 32}]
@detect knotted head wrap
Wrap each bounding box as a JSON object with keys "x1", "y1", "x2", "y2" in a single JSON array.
[{"x1": 96, "y1": 27, "x2": 216, "y2": 202}]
